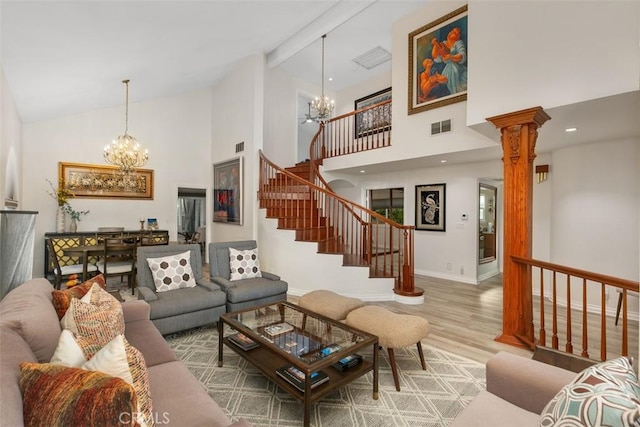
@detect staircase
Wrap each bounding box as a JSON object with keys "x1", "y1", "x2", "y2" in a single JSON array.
[{"x1": 258, "y1": 99, "x2": 421, "y2": 299}]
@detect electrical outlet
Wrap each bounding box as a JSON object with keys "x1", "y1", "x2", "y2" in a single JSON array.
[
  {"x1": 446, "y1": 262, "x2": 452, "y2": 270},
  {"x1": 460, "y1": 266, "x2": 464, "y2": 275}
]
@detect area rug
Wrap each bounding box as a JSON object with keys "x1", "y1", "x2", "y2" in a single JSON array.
[{"x1": 165, "y1": 326, "x2": 485, "y2": 427}]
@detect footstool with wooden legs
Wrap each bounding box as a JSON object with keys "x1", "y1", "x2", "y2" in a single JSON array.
[
  {"x1": 345, "y1": 305, "x2": 430, "y2": 391},
  {"x1": 298, "y1": 289, "x2": 365, "y2": 321},
  {"x1": 298, "y1": 289, "x2": 365, "y2": 335}
]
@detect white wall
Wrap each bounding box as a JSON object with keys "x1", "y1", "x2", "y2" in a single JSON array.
[
  {"x1": 1, "y1": 67, "x2": 23, "y2": 208},
  {"x1": 551, "y1": 139, "x2": 639, "y2": 320},
  {"x1": 325, "y1": 158, "x2": 503, "y2": 284},
  {"x1": 22, "y1": 89, "x2": 213, "y2": 277},
  {"x1": 468, "y1": 1, "x2": 640, "y2": 125},
  {"x1": 211, "y1": 54, "x2": 264, "y2": 243}
]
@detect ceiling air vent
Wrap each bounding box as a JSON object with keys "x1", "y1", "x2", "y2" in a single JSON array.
[
  {"x1": 235, "y1": 141, "x2": 244, "y2": 153},
  {"x1": 431, "y1": 119, "x2": 452, "y2": 135},
  {"x1": 352, "y1": 46, "x2": 391, "y2": 70}
]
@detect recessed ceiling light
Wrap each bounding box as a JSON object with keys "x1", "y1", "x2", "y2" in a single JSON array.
[
  {"x1": 440, "y1": 159, "x2": 447, "y2": 163},
  {"x1": 328, "y1": 77, "x2": 333, "y2": 82},
  {"x1": 360, "y1": 170, "x2": 365, "y2": 173},
  {"x1": 565, "y1": 127, "x2": 578, "y2": 132}
]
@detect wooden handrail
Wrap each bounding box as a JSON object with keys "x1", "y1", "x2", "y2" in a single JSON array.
[
  {"x1": 512, "y1": 255, "x2": 639, "y2": 361},
  {"x1": 259, "y1": 146, "x2": 419, "y2": 296},
  {"x1": 298, "y1": 99, "x2": 418, "y2": 296}
]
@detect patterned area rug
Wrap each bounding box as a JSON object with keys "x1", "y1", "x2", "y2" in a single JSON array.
[{"x1": 165, "y1": 326, "x2": 485, "y2": 427}]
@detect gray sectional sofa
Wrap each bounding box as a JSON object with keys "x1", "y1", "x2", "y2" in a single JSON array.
[{"x1": 0, "y1": 278, "x2": 249, "y2": 426}]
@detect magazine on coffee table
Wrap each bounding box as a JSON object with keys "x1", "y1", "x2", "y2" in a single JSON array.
[
  {"x1": 228, "y1": 332, "x2": 259, "y2": 351},
  {"x1": 276, "y1": 365, "x2": 329, "y2": 392}
]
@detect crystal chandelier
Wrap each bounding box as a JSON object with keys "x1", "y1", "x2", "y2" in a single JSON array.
[
  {"x1": 310, "y1": 34, "x2": 334, "y2": 122},
  {"x1": 104, "y1": 79, "x2": 149, "y2": 173}
]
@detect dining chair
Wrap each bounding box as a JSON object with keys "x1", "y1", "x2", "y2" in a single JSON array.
[
  {"x1": 140, "y1": 231, "x2": 170, "y2": 246},
  {"x1": 615, "y1": 288, "x2": 639, "y2": 325},
  {"x1": 95, "y1": 238, "x2": 137, "y2": 294},
  {"x1": 46, "y1": 238, "x2": 99, "y2": 290}
]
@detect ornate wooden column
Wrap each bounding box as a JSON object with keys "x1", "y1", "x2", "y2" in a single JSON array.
[{"x1": 486, "y1": 107, "x2": 550, "y2": 348}]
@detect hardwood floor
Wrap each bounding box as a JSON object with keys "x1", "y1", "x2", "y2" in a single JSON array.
[
  {"x1": 288, "y1": 273, "x2": 639, "y2": 366},
  {"x1": 201, "y1": 260, "x2": 638, "y2": 367}
]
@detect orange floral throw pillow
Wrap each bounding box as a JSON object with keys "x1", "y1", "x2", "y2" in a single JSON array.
[
  {"x1": 51, "y1": 274, "x2": 106, "y2": 320},
  {"x1": 19, "y1": 362, "x2": 137, "y2": 427}
]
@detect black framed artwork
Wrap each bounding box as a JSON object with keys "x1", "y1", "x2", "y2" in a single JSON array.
[{"x1": 415, "y1": 183, "x2": 446, "y2": 231}]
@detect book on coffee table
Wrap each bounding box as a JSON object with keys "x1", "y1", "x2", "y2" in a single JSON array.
[
  {"x1": 276, "y1": 366, "x2": 329, "y2": 392},
  {"x1": 228, "y1": 332, "x2": 259, "y2": 351},
  {"x1": 264, "y1": 322, "x2": 294, "y2": 336}
]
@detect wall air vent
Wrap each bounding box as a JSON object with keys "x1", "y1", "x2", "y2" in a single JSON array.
[
  {"x1": 235, "y1": 141, "x2": 244, "y2": 153},
  {"x1": 352, "y1": 46, "x2": 391, "y2": 70},
  {"x1": 431, "y1": 119, "x2": 452, "y2": 135}
]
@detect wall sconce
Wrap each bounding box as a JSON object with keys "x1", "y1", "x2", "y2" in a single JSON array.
[{"x1": 536, "y1": 164, "x2": 549, "y2": 183}]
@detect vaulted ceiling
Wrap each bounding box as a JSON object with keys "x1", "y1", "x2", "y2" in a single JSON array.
[{"x1": 1, "y1": 0, "x2": 424, "y2": 123}]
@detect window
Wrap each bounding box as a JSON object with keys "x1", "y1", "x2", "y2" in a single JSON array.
[{"x1": 369, "y1": 188, "x2": 404, "y2": 223}]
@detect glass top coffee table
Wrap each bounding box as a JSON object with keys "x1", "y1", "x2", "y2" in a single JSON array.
[{"x1": 218, "y1": 301, "x2": 379, "y2": 427}]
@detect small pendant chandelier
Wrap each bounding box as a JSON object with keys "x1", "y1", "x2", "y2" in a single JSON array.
[
  {"x1": 104, "y1": 79, "x2": 149, "y2": 173},
  {"x1": 310, "y1": 34, "x2": 335, "y2": 122}
]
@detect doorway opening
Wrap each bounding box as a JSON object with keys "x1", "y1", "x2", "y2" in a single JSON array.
[
  {"x1": 177, "y1": 187, "x2": 206, "y2": 257},
  {"x1": 479, "y1": 184, "x2": 497, "y2": 264}
]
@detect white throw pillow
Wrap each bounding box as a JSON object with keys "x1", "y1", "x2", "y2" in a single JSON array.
[
  {"x1": 82, "y1": 335, "x2": 153, "y2": 427},
  {"x1": 49, "y1": 329, "x2": 87, "y2": 367},
  {"x1": 146, "y1": 251, "x2": 197, "y2": 292},
  {"x1": 229, "y1": 247, "x2": 262, "y2": 281}
]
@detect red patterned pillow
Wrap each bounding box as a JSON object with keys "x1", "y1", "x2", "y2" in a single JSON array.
[
  {"x1": 19, "y1": 362, "x2": 137, "y2": 427},
  {"x1": 51, "y1": 274, "x2": 106, "y2": 320}
]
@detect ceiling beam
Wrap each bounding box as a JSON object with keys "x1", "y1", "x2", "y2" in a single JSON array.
[{"x1": 266, "y1": 0, "x2": 376, "y2": 69}]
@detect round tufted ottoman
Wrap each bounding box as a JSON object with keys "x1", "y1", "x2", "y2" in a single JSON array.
[
  {"x1": 346, "y1": 305, "x2": 430, "y2": 391},
  {"x1": 298, "y1": 290, "x2": 364, "y2": 321}
]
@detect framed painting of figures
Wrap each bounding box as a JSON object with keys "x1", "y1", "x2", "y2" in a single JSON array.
[{"x1": 408, "y1": 5, "x2": 468, "y2": 115}]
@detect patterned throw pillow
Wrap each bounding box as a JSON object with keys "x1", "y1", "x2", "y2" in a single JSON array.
[
  {"x1": 229, "y1": 247, "x2": 262, "y2": 281},
  {"x1": 51, "y1": 274, "x2": 106, "y2": 320},
  {"x1": 146, "y1": 251, "x2": 196, "y2": 292},
  {"x1": 60, "y1": 283, "x2": 125, "y2": 357},
  {"x1": 540, "y1": 357, "x2": 640, "y2": 427},
  {"x1": 83, "y1": 335, "x2": 154, "y2": 427},
  {"x1": 19, "y1": 362, "x2": 137, "y2": 427}
]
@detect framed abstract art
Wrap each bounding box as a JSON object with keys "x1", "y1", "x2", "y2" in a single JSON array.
[{"x1": 213, "y1": 157, "x2": 243, "y2": 225}]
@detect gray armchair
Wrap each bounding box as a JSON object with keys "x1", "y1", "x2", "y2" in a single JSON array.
[
  {"x1": 136, "y1": 244, "x2": 226, "y2": 335},
  {"x1": 208, "y1": 240, "x2": 288, "y2": 312}
]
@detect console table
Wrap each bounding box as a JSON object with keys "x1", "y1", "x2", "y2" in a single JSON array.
[{"x1": 44, "y1": 229, "x2": 169, "y2": 279}]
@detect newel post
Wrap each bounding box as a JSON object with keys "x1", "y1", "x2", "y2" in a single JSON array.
[{"x1": 486, "y1": 107, "x2": 550, "y2": 348}]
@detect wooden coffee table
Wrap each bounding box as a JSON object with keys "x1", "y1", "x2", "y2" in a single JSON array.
[{"x1": 218, "y1": 301, "x2": 378, "y2": 427}]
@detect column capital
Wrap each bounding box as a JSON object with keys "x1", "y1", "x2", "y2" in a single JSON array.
[{"x1": 486, "y1": 106, "x2": 551, "y2": 129}]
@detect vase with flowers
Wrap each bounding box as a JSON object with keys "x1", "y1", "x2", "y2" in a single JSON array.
[
  {"x1": 63, "y1": 204, "x2": 89, "y2": 232},
  {"x1": 46, "y1": 179, "x2": 74, "y2": 232}
]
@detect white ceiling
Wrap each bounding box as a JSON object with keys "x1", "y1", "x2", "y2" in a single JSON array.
[
  {"x1": 2, "y1": 1, "x2": 638, "y2": 174},
  {"x1": 1, "y1": 0, "x2": 424, "y2": 123}
]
